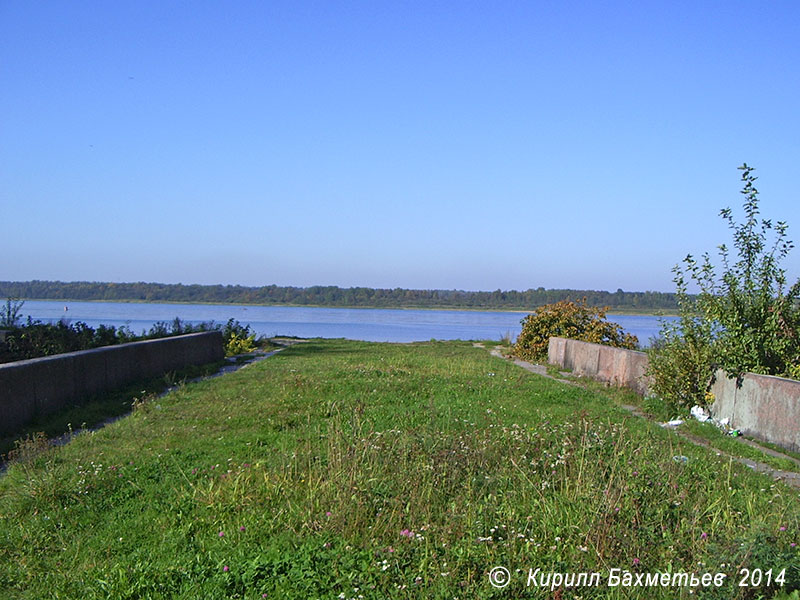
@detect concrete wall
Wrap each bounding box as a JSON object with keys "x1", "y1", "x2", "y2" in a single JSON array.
[
  {"x1": 710, "y1": 369, "x2": 800, "y2": 453},
  {"x1": 0, "y1": 332, "x2": 224, "y2": 436},
  {"x1": 546, "y1": 336, "x2": 800, "y2": 453},
  {"x1": 547, "y1": 337, "x2": 651, "y2": 395}
]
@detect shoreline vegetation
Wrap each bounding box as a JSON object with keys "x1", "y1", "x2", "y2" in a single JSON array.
[{"x1": 0, "y1": 280, "x2": 681, "y2": 315}]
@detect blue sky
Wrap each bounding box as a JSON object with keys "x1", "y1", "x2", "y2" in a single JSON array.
[{"x1": 2, "y1": 1, "x2": 799, "y2": 293}]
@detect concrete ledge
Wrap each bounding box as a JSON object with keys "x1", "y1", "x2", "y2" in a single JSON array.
[
  {"x1": 73, "y1": 347, "x2": 110, "y2": 397},
  {"x1": 546, "y1": 336, "x2": 800, "y2": 453},
  {"x1": 0, "y1": 331, "x2": 224, "y2": 436},
  {"x1": 0, "y1": 362, "x2": 37, "y2": 435},
  {"x1": 710, "y1": 369, "x2": 800, "y2": 453},
  {"x1": 547, "y1": 337, "x2": 651, "y2": 395}
]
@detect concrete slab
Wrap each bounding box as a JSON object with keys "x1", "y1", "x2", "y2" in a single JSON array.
[{"x1": 0, "y1": 332, "x2": 224, "y2": 436}]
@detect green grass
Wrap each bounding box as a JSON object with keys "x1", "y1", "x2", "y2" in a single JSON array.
[
  {"x1": 0, "y1": 360, "x2": 226, "y2": 459},
  {"x1": 749, "y1": 439, "x2": 800, "y2": 465},
  {"x1": 546, "y1": 362, "x2": 573, "y2": 379},
  {"x1": 476, "y1": 339, "x2": 511, "y2": 350},
  {"x1": 548, "y1": 369, "x2": 800, "y2": 476},
  {"x1": 681, "y1": 421, "x2": 800, "y2": 474},
  {"x1": 1, "y1": 340, "x2": 798, "y2": 599}
]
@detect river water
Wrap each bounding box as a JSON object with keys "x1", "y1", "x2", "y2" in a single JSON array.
[{"x1": 15, "y1": 300, "x2": 675, "y2": 347}]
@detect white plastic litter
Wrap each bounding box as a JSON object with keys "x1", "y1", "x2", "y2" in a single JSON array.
[
  {"x1": 689, "y1": 406, "x2": 740, "y2": 436},
  {"x1": 690, "y1": 405, "x2": 711, "y2": 422},
  {"x1": 662, "y1": 419, "x2": 684, "y2": 428}
]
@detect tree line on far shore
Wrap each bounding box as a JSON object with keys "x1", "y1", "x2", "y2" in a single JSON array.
[{"x1": 0, "y1": 280, "x2": 680, "y2": 311}]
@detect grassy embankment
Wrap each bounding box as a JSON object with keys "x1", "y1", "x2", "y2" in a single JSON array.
[
  {"x1": 0, "y1": 360, "x2": 227, "y2": 460},
  {"x1": 1, "y1": 340, "x2": 798, "y2": 599},
  {"x1": 546, "y1": 367, "x2": 800, "y2": 476}
]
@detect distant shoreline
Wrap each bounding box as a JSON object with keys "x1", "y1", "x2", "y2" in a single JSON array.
[
  {"x1": 13, "y1": 297, "x2": 679, "y2": 317},
  {"x1": 2, "y1": 281, "x2": 681, "y2": 315}
]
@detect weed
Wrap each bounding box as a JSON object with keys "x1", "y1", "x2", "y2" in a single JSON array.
[
  {"x1": 0, "y1": 297, "x2": 24, "y2": 328},
  {"x1": 3, "y1": 431, "x2": 50, "y2": 465}
]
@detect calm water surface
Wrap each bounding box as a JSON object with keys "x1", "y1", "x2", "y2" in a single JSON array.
[{"x1": 17, "y1": 301, "x2": 675, "y2": 347}]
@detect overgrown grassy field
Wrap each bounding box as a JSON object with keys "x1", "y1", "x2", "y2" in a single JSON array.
[{"x1": 1, "y1": 340, "x2": 798, "y2": 599}]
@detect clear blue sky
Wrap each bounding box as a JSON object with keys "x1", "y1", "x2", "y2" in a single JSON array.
[{"x1": 2, "y1": 1, "x2": 799, "y2": 293}]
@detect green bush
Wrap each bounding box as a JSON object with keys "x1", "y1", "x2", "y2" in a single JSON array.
[
  {"x1": 695, "y1": 165, "x2": 800, "y2": 377},
  {"x1": 513, "y1": 298, "x2": 638, "y2": 362},
  {"x1": 4, "y1": 318, "x2": 131, "y2": 362},
  {"x1": 145, "y1": 317, "x2": 216, "y2": 338},
  {"x1": 646, "y1": 277, "x2": 716, "y2": 410},
  {"x1": 648, "y1": 164, "x2": 800, "y2": 408},
  {"x1": 224, "y1": 332, "x2": 258, "y2": 356},
  {"x1": 1, "y1": 311, "x2": 265, "y2": 364},
  {"x1": 145, "y1": 318, "x2": 262, "y2": 356},
  {"x1": 221, "y1": 319, "x2": 259, "y2": 357}
]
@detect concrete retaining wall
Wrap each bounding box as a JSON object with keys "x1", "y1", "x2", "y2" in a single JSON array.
[
  {"x1": 546, "y1": 336, "x2": 800, "y2": 453},
  {"x1": 710, "y1": 369, "x2": 800, "y2": 453},
  {"x1": 547, "y1": 337, "x2": 651, "y2": 395},
  {"x1": 0, "y1": 332, "x2": 224, "y2": 436}
]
